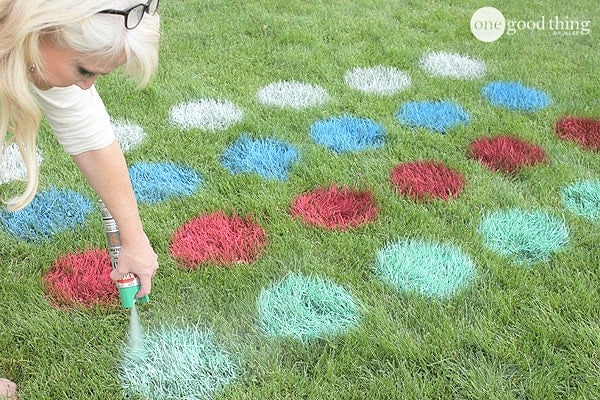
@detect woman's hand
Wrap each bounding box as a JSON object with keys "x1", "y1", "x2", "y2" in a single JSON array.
[{"x1": 110, "y1": 237, "x2": 158, "y2": 299}]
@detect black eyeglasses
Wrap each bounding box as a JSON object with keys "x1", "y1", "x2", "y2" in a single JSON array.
[{"x1": 99, "y1": 0, "x2": 159, "y2": 30}]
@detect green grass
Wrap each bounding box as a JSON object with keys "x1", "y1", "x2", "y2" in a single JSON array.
[{"x1": 1, "y1": 0, "x2": 599, "y2": 398}]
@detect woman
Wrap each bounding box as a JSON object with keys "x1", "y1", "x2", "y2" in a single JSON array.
[{"x1": 0, "y1": 0, "x2": 161, "y2": 397}]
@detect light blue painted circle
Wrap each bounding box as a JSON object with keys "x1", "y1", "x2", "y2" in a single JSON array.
[
  {"x1": 561, "y1": 180, "x2": 600, "y2": 222},
  {"x1": 120, "y1": 325, "x2": 238, "y2": 400}
]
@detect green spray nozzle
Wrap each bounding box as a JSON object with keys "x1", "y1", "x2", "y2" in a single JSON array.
[
  {"x1": 116, "y1": 274, "x2": 149, "y2": 309},
  {"x1": 118, "y1": 285, "x2": 149, "y2": 309}
]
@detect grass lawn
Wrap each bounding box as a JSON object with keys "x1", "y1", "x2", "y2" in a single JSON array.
[{"x1": 1, "y1": 0, "x2": 599, "y2": 399}]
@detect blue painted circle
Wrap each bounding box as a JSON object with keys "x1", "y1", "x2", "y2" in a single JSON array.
[
  {"x1": 310, "y1": 115, "x2": 384, "y2": 153},
  {"x1": 0, "y1": 187, "x2": 91, "y2": 242},
  {"x1": 221, "y1": 135, "x2": 299, "y2": 181},
  {"x1": 396, "y1": 100, "x2": 470, "y2": 133},
  {"x1": 129, "y1": 162, "x2": 203, "y2": 204},
  {"x1": 482, "y1": 81, "x2": 550, "y2": 111}
]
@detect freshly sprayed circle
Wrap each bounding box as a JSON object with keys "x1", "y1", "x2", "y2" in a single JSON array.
[
  {"x1": 482, "y1": 81, "x2": 550, "y2": 111},
  {"x1": 374, "y1": 239, "x2": 476, "y2": 298},
  {"x1": 120, "y1": 325, "x2": 238, "y2": 400},
  {"x1": 390, "y1": 160, "x2": 465, "y2": 201},
  {"x1": 169, "y1": 99, "x2": 244, "y2": 132},
  {"x1": 0, "y1": 142, "x2": 43, "y2": 184},
  {"x1": 396, "y1": 100, "x2": 470, "y2": 133},
  {"x1": 257, "y1": 273, "x2": 360, "y2": 342},
  {"x1": 310, "y1": 115, "x2": 384, "y2": 153},
  {"x1": 479, "y1": 209, "x2": 570, "y2": 265},
  {"x1": 111, "y1": 120, "x2": 147, "y2": 152},
  {"x1": 129, "y1": 162, "x2": 203, "y2": 204},
  {"x1": 170, "y1": 211, "x2": 267, "y2": 268},
  {"x1": 290, "y1": 185, "x2": 378, "y2": 230},
  {"x1": 561, "y1": 180, "x2": 600, "y2": 222},
  {"x1": 344, "y1": 65, "x2": 411, "y2": 95},
  {"x1": 419, "y1": 51, "x2": 486, "y2": 79},
  {"x1": 221, "y1": 135, "x2": 299, "y2": 181},
  {"x1": 470, "y1": 6, "x2": 506, "y2": 42},
  {"x1": 468, "y1": 135, "x2": 547, "y2": 173},
  {"x1": 257, "y1": 81, "x2": 330, "y2": 109},
  {"x1": 0, "y1": 187, "x2": 91, "y2": 242},
  {"x1": 44, "y1": 249, "x2": 116, "y2": 308}
]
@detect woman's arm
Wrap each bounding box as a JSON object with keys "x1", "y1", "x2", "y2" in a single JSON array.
[{"x1": 72, "y1": 140, "x2": 158, "y2": 298}]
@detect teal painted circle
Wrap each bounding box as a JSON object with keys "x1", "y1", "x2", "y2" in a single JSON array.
[
  {"x1": 479, "y1": 209, "x2": 569, "y2": 264},
  {"x1": 374, "y1": 239, "x2": 476, "y2": 298},
  {"x1": 561, "y1": 180, "x2": 600, "y2": 222},
  {"x1": 257, "y1": 273, "x2": 360, "y2": 342},
  {"x1": 120, "y1": 325, "x2": 238, "y2": 400}
]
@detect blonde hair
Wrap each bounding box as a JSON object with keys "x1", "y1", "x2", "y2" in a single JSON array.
[{"x1": 0, "y1": 0, "x2": 160, "y2": 210}]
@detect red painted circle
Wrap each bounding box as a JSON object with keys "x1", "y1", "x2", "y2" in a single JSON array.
[
  {"x1": 291, "y1": 186, "x2": 378, "y2": 229},
  {"x1": 44, "y1": 249, "x2": 116, "y2": 307},
  {"x1": 555, "y1": 116, "x2": 600, "y2": 151},
  {"x1": 170, "y1": 212, "x2": 267, "y2": 268},
  {"x1": 468, "y1": 135, "x2": 546, "y2": 173},
  {"x1": 390, "y1": 161, "x2": 465, "y2": 200}
]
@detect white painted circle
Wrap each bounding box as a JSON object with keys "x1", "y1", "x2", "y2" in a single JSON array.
[
  {"x1": 1, "y1": 143, "x2": 43, "y2": 183},
  {"x1": 111, "y1": 120, "x2": 147, "y2": 152},
  {"x1": 344, "y1": 66, "x2": 411, "y2": 95},
  {"x1": 420, "y1": 52, "x2": 486, "y2": 79},
  {"x1": 257, "y1": 81, "x2": 330, "y2": 109},
  {"x1": 169, "y1": 99, "x2": 243, "y2": 132}
]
